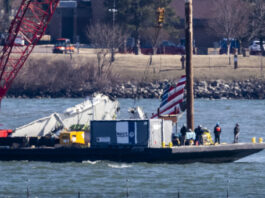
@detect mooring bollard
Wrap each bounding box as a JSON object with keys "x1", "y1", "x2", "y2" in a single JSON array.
[{"x1": 252, "y1": 137, "x2": 256, "y2": 144}]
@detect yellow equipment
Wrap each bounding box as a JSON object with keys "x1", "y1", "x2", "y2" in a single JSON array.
[
  {"x1": 202, "y1": 131, "x2": 214, "y2": 145},
  {"x1": 60, "y1": 131, "x2": 85, "y2": 145}
]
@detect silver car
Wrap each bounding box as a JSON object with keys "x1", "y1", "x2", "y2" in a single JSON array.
[{"x1": 249, "y1": 40, "x2": 265, "y2": 55}]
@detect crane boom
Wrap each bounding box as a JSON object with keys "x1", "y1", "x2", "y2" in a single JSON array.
[{"x1": 0, "y1": 0, "x2": 60, "y2": 102}]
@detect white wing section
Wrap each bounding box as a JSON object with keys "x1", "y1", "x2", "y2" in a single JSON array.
[
  {"x1": 11, "y1": 113, "x2": 64, "y2": 137},
  {"x1": 12, "y1": 94, "x2": 119, "y2": 137}
]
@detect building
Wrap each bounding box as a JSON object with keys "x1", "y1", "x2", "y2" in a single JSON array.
[
  {"x1": 46, "y1": 0, "x2": 219, "y2": 52},
  {"x1": 171, "y1": 0, "x2": 218, "y2": 54},
  {"x1": 46, "y1": 0, "x2": 92, "y2": 43}
]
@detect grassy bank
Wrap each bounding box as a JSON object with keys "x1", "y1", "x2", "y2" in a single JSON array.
[{"x1": 26, "y1": 53, "x2": 265, "y2": 81}]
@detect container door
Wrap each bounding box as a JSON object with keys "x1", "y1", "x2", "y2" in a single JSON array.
[
  {"x1": 116, "y1": 121, "x2": 129, "y2": 144},
  {"x1": 162, "y1": 120, "x2": 173, "y2": 145},
  {"x1": 149, "y1": 120, "x2": 162, "y2": 148}
]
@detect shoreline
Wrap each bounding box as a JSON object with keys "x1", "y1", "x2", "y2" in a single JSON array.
[{"x1": 7, "y1": 79, "x2": 265, "y2": 99}]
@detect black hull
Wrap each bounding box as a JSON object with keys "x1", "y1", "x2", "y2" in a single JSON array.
[{"x1": 0, "y1": 143, "x2": 264, "y2": 163}]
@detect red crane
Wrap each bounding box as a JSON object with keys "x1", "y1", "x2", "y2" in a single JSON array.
[{"x1": 0, "y1": 0, "x2": 60, "y2": 103}]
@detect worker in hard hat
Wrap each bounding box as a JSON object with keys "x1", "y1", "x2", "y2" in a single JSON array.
[
  {"x1": 214, "y1": 123, "x2": 222, "y2": 144},
  {"x1": 234, "y1": 123, "x2": 240, "y2": 143}
]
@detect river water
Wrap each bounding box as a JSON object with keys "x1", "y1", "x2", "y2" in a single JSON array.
[{"x1": 0, "y1": 98, "x2": 265, "y2": 198}]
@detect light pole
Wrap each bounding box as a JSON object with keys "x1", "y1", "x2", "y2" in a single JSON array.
[{"x1": 108, "y1": 0, "x2": 118, "y2": 62}]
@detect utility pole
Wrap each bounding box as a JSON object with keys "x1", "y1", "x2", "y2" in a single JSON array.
[{"x1": 185, "y1": 0, "x2": 194, "y2": 130}]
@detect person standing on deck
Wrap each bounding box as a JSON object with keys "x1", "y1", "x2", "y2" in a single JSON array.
[
  {"x1": 195, "y1": 125, "x2": 203, "y2": 145},
  {"x1": 214, "y1": 123, "x2": 222, "y2": 144},
  {"x1": 180, "y1": 124, "x2": 187, "y2": 145},
  {"x1": 234, "y1": 123, "x2": 240, "y2": 143}
]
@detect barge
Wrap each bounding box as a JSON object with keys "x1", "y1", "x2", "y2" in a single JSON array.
[{"x1": 0, "y1": 119, "x2": 264, "y2": 163}]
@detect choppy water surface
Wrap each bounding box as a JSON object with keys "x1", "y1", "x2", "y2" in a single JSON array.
[{"x1": 0, "y1": 98, "x2": 265, "y2": 198}]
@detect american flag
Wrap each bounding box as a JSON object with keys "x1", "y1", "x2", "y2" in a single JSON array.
[{"x1": 151, "y1": 75, "x2": 186, "y2": 118}]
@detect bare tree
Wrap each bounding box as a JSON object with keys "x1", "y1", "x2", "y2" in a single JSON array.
[
  {"x1": 249, "y1": 0, "x2": 265, "y2": 55},
  {"x1": 87, "y1": 23, "x2": 127, "y2": 78},
  {"x1": 141, "y1": 27, "x2": 169, "y2": 55},
  {"x1": 208, "y1": 0, "x2": 250, "y2": 60}
]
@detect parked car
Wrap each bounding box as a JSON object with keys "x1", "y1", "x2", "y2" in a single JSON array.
[
  {"x1": 249, "y1": 40, "x2": 265, "y2": 55},
  {"x1": 157, "y1": 41, "x2": 185, "y2": 55},
  {"x1": 140, "y1": 40, "x2": 185, "y2": 55},
  {"x1": 140, "y1": 41, "x2": 153, "y2": 55},
  {"x1": 219, "y1": 38, "x2": 239, "y2": 54},
  {"x1": 14, "y1": 35, "x2": 25, "y2": 46},
  {"x1": 53, "y1": 38, "x2": 75, "y2": 54}
]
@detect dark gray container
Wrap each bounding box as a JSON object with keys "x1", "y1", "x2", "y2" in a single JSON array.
[{"x1": 90, "y1": 119, "x2": 173, "y2": 148}]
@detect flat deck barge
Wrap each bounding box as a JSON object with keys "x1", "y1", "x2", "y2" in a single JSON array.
[{"x1": 0, "y1": 143, "x2": 264, "y2": 163}]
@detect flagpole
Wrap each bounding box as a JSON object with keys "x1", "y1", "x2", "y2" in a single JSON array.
[{"x1": 185, "y1": 0, "x2": 194, "y2": 130}]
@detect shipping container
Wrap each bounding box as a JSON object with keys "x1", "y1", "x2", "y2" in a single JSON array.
[{"x1": 90, "y1": 119, "x2": 173, "y2": 148}]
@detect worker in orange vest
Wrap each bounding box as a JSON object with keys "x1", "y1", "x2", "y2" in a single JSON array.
[{"x1": 214, "y1": 123, "x2": 222, "y2": 144}]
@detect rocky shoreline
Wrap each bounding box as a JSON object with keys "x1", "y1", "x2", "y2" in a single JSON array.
[
  {"x1": 7, "y1": 80, "x2": 265, "y2": 99},
  {"x1": 105, "y1": 79, "x2": 265, "y2": 99}
]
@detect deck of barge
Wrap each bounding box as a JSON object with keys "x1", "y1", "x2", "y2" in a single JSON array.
[{"x1": 0, "y1": 143, "x2": 264, "y2": 163}]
